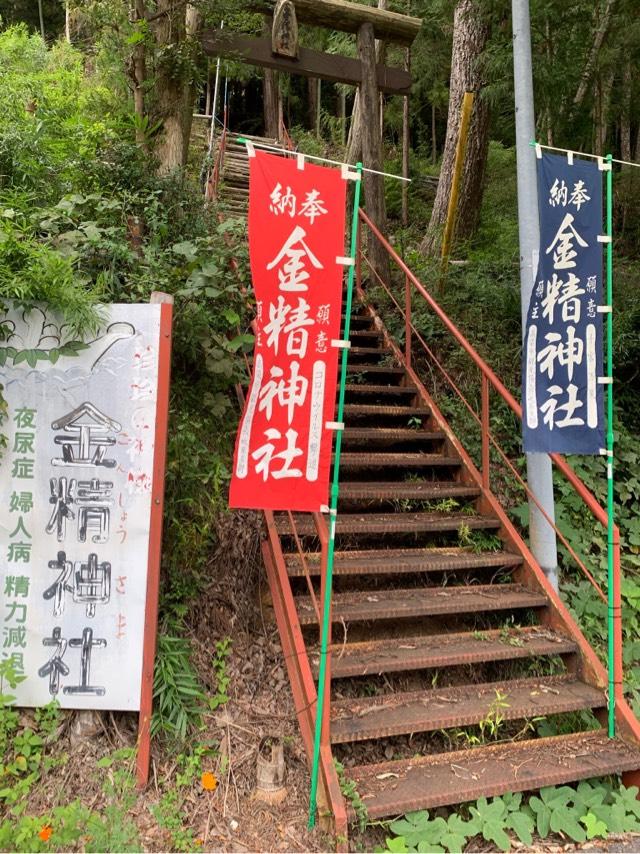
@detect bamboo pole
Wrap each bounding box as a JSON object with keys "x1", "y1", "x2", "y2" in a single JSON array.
[
  {"x1": 605, "y1": 153, "x2": 617, "y2": 737},
  {"x1": 308, "y1": 164, "x2": 363, "y2": 830}
]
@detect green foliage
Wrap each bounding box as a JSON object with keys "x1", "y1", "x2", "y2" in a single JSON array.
[
  {"x1": 383, "y1": 781, "x2": 640, "y2": 853},
  {"x1": 335, "y1": 759, "x2": 368, "y2": 833},
  {"x1": 209, "y1": 638, "x2": 232, "y2": 711},
  {"x1": 152, "y1": 743, "x2": 216, "y2": 852},
  {"x1": 0, "y1": 746, "x2": 141, "y2": 854},
  {"x1": 152, "y1": 630, "x2": 206, "y2": 740},
  {"x1": 0, "y1": 29, "x2": 253, "y2": 746}
]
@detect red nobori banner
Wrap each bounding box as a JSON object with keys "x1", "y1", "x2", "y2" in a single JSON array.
[{"x1": 229, "y1": 150, "x2": 348, "y2": 511}]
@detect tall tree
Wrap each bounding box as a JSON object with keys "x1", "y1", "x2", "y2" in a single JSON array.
[
  {"x1": 421, "y1": 0, "x2": 490, "y2": 256},
  {"x1": 150, "y1": 1, "x2": 203, "y2": 174},
  {"x1": 358, "y1": 21, "x2": 390, "y2": 284},
  {"x1": 346, "y1": 0, "x2": 387, "y2": 165},
  {"x1": 572, "y1": 0, "x2": 616, "y2": 113},
  {"x1": 129, "y1": 0, "x2": 147, "y2": 149}
]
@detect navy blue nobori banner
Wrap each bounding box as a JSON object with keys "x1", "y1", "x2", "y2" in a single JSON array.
[{"x1": 522, "y1": 152, "x2": 605, "y2": 454}]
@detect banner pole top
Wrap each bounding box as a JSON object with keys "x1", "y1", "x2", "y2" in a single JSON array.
[
  {"x1": 235, "y1": 136, "x2": 410, "y2": 183},
  {"x1": 530, "y1": 140, "x2": 640, "y2": 171}
]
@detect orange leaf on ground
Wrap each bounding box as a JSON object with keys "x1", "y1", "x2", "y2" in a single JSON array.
[{"x1": 201, "y1": 771, "x2": 218, "y2": 791}]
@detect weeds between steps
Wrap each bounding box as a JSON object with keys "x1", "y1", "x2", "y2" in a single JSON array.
[
  {"x1": 379, "y1": 781, "x2": 640, "y2": 852},
  {"x1": 335, "y1": 759, "x2": 368, "y2": 833}
]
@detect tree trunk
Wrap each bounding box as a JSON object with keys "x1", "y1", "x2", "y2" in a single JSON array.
[
  {"x1": 37, "y1": 0, "x2": 45, "y2": 39},
  {"x1": 263, "y1": 14, "x2": 281, "y2": 139},
  {"x1": 593, "y1": 67, "x2": 614, "y2": 156},
  {"x1": 151, "y1": 0, "x2": 198, "y2": 175},
  {"x1": 402, "y1": 47, "x2": 410, "y2": 227},
  {"x1": 307, "y1": 77, "x2": 318, "y2": 132},
  {"x1": 572, "y1": 0, "x2": 616, "y2": 112},
  {"x1": 346, "y1": 0, "x2": 387, "y2": 165},
  {"x1": 263, "y1": 69, "x2": 280, "y2": 138},
  {"x1": 346, "y1": 91, "x2": 363, "y2": 163},
  {"x1": 358, "y1": 22, "x2": 390, "y2": 285},
  {"x1": 421, "y1": 0, "x2": 490, "y2": 257},
  {"x1": 338, "y1": 89, "x2": 346, "y2": 146},
  {"x1": 181, "y1": 4, "x2": 203, "y2": 159},
  {"x1": 131, "y1": 0, "x2": 147, "y2": 150},
  {"x1": 431, "y1": 103, "x2": 437, "y2": 164},
  {"x1": 316, "y1": 79, "x2": 322, "y2": 137},
  {"x1": 620, "y1": 59, "x2": 632, "y2": 162},
  {"x1": 65, "y1": 1, "x2": 71, "y2": 43},
  {"x1": 205, "y1": 62, "x2": 212, "y2": 117}
]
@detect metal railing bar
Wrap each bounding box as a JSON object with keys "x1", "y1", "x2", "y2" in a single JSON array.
[
  {"x1": 359, "y1": 233, "x2": 609, "y2": 602},
  {"x1": 287, "y1": 510, "x2": 321, "y2": 625},
  {"x1": 358, "y1": 208, "x2": 617, "y2": 537}
]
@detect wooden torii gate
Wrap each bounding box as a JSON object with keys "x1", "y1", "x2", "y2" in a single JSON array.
[{"x1": 202, "y1": 0, "x2": 422, "y2": 279}]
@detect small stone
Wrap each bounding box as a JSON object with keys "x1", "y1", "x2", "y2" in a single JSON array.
[{"x1": 230, "y1": 819, "x2": 239, "y2": 832}]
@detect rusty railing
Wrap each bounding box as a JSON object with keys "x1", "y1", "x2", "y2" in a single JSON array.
[
  {"x1": 206, "y1": 107, "x2": 228, "y2": 202},
  {"x1": 357, "y1": 207, "x2": 623, "y2": 706}
]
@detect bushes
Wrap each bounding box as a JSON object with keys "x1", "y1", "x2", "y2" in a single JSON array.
[{"x1": 0, "y1": 27, "x2": 252, "y2": 744}]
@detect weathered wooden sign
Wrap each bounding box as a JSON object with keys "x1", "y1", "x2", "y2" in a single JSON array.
[{"x1": 0, "y1": 298, "x2": 172, "y2": 783}]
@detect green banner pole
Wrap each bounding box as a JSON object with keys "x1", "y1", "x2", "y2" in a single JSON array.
[
  {"x1": 605, "y1": 153, "x2": 616, "y2": 738},
  {"x1": 308, "y1": 164, "x2": 363, "y2": 830}
]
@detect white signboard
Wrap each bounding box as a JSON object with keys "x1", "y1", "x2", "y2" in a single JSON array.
[{"x1": 0, "y1": 304, "x2": 163, "y2": 710}]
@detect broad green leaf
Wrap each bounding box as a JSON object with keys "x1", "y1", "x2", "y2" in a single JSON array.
[
  {"x1": 172, "y1": 241, "x2": 198, "y2": 262},
  {"x1": 439, "y1": 830, "x2": 468, "y2": 853},
  {"x1": 482, "y1": 819, "x2": 511, "y2": 852},
  {"x1": 549, "y1": 807, "x2": 586, "y2": 842},
  {"x1": 581, "y1": 812, "x2": 607, "y2": 839},
  {"x1": 385, "y1": 837, "x2": 409, "y2": 853},
  {"x1": 506, "y1": 811, "x2": 533, "y2": 845},
  {"x1": 389, "y1": 812, "x2": 430, "y2": 838},
  {"x1": 529, "y1": 797, "x2": 551, "y2": 838},
  {"x1": 502, "y1": 792, "x2": 523, "y2": 812}
]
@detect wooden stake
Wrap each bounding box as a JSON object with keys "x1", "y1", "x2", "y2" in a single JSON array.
[
  {"x1": 402, "y1": 46, "x2": 410, "y2": 227},
  {"x1": 440, "y1": 91, "x2": 474, "y2": 274}
]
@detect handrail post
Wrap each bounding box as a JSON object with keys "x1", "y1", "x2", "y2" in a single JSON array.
[
  {"x1": 481, "y1": 372, "x2": 490, "y2": 491},
  {"x1": 404, "y1": 273, "x2": 412, "y2": 369},
  {"x1": 356, "y1": 215, "x2": 362, "y2": 292}
]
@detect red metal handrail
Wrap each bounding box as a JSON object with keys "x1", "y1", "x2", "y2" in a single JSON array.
[
  {"x1": 279, "y1": 115, "x2": 295, "y2": 152},
  {"x1": 360, "y1": 251, "x2": 608, "y2": 602},
  {"x1": 206, "y1": 106, "x2": 228, "y2": 202},
  {"x1": 358, "y1": 207, "x2": 623, "y2": 703}
]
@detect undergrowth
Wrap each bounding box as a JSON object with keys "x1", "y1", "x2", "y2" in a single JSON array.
[{"x1": 381, "y1": 781, "x2": 640, "y2": 852}]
